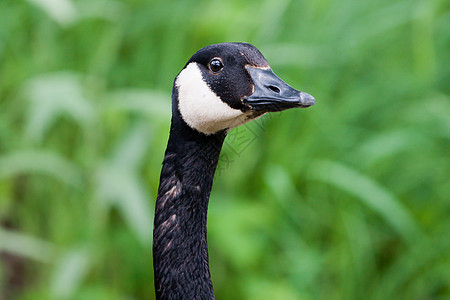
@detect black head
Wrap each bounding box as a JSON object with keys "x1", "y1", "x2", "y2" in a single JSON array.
[
  {"x1": 185, "y1": 42, "x2": 269, "y2": 111},
  {"x1": 174, "y1": 42, "x2": 314, "y2": 135}
]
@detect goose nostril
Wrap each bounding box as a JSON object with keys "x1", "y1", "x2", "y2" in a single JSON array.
[{"x1": 267, "y1": 85, "x2": 280, "y2": 94}]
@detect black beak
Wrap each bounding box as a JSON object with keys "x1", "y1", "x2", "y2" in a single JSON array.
[{"x1": 243, "y1": 66, "x2": 315, "y2": 112}]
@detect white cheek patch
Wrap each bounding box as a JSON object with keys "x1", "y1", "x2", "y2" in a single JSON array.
[{"x1": 176, "y1": 63, "x2": 256, "y2": 135}]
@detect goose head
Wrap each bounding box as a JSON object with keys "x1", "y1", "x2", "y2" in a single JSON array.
[{"x1": 173, "y1": 42, "x2": 314, "y2": 135}]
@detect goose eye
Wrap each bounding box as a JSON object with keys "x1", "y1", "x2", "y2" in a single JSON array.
[{"x1": 209, "y1": 58, "x2": 223, "y2": 73}]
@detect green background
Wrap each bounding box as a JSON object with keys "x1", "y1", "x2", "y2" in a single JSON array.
[{"x1": 0, "y1": 0, "x2": 448, "y2": 299}]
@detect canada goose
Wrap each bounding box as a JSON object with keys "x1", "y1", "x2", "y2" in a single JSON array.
[{"x1": 153, "y1": 42, "x2": 314, "y2": 299}]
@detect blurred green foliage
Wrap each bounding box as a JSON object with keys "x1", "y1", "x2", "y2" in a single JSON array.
[{"x1": 0, "y1": 0, "x2": 449, "y2": 299}]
